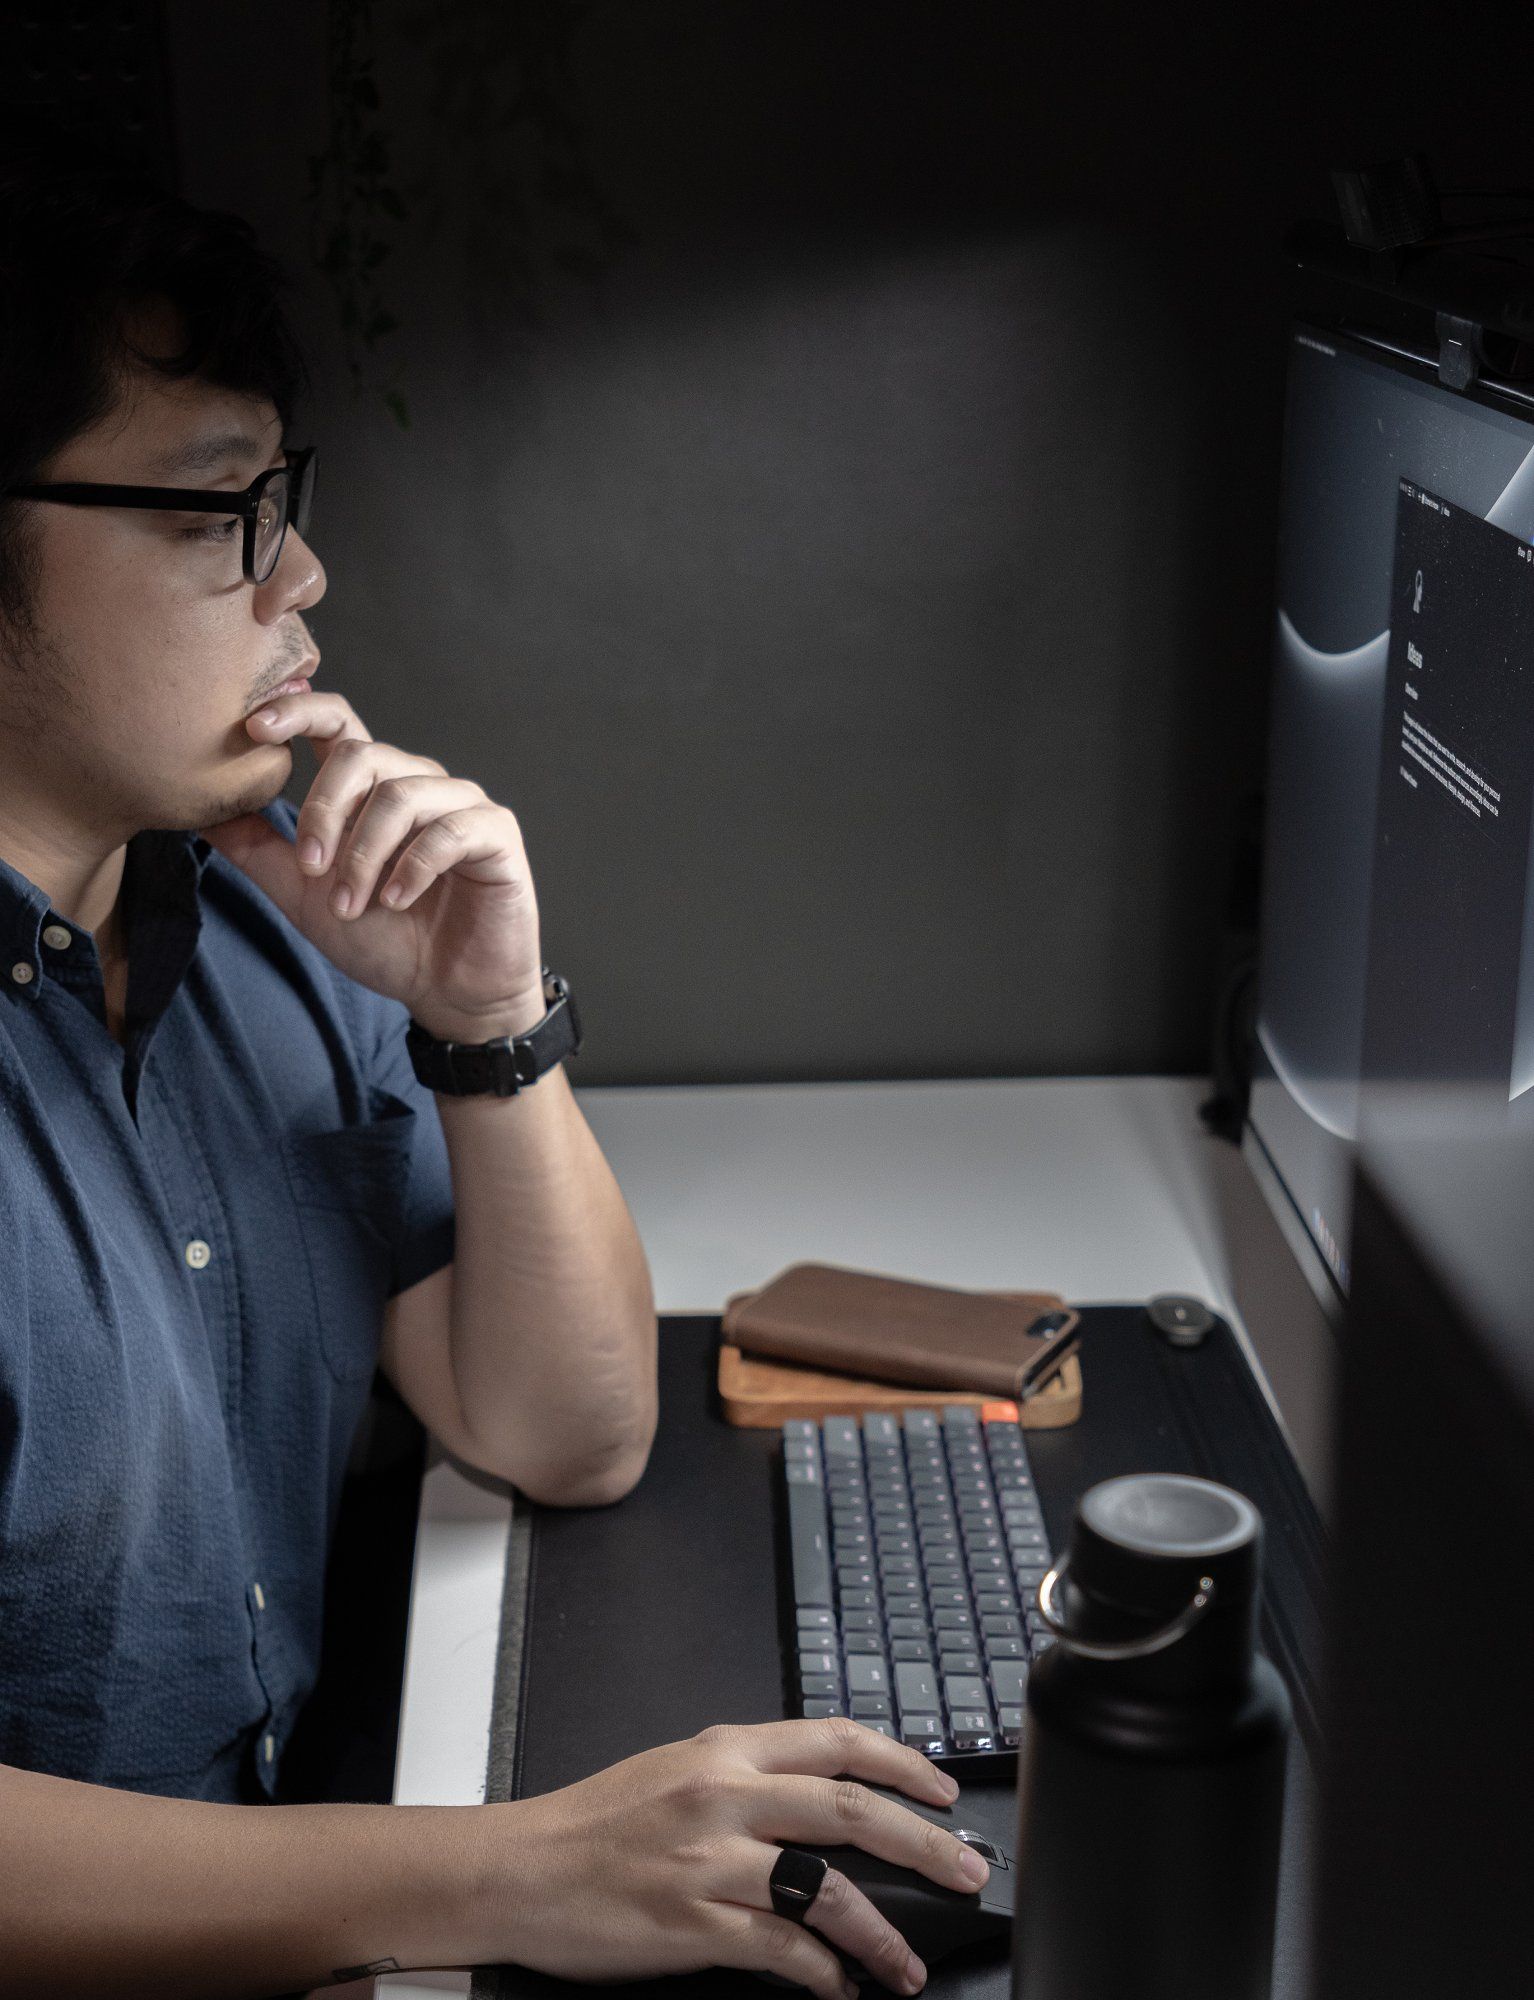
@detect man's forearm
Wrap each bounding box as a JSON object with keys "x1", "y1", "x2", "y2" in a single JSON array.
[
  {"x1": 431, "y1": 1011, "x2": 658, "y2": 1503},
  {"x1": 0, "y1": 1761, "x2": 498, "y2": 1999}
]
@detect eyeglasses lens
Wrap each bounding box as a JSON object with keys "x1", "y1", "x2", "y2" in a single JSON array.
[{"x1": 253, "y1": 473, "x2": 289, "y2": 583}]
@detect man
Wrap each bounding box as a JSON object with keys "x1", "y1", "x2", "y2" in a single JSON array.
[{"x1": 0, "y1": 141, "x2": 985, "y2": 1996}]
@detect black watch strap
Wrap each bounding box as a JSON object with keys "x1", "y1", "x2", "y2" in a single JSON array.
[{"x1": 406, "y1": 968, "x2": 582, "y2": 1097}]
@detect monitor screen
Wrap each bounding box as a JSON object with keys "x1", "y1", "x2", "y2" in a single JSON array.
[{"x1": 1248, "y1": 323, "x2": 1534, "y2": 1298}]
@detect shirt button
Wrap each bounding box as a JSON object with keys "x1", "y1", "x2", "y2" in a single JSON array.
[
  {"x1": 41, "y1": 924, "x2": 71, "y2": 950},
  {"x1": 263, "y1": 1733, "x2": 276, "y2": 1765},
  {"x1": 253, "y1": 1582, "x2": 267, "y2": 1611},
  {"x1": 184, "y1": 1239, "x2": 212, "y2": 1269},
  {"x1": 10, "y1": 961, "x2": 33, "y2": 984}
]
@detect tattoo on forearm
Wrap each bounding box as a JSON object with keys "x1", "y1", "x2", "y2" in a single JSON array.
[{"x1": 332, "y1": 1957, "x2": 401, "y2": 1981}]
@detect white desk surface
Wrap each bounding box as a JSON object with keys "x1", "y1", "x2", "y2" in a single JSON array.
[{"x1": 380, "y1": 1074, "x2": 1333, "y2": 2000}]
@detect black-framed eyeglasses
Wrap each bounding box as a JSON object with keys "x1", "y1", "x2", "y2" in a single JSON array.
[{"x1": 4, "y1": 445, "x2": 318, "y2": 585}]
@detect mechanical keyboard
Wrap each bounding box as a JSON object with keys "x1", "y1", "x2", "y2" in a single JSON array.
[{"x1": 779, "y1": 1403, "x2": 1056, "y2": 1772}]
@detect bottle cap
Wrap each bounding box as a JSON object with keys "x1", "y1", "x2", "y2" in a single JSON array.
[{"x1": 1041, "y1": 1474, "x2": 1262, "y2": 1658}]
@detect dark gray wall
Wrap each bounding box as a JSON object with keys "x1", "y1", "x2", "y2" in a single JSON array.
[{"x1": 162, "y1": 1, "x2": 1534, "y2": 1087}]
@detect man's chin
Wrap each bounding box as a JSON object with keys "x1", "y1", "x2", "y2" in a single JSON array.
[{"x1": 189, "y1": 750, "x2": 293, "y2": 836}]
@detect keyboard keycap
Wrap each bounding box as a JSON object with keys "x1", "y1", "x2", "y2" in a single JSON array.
[
  {"x1": 840, "y1": 1588, "x2": 878, "y2": 1611},
  {"x1": 941, "y1": 1651, "x2": 982, "y2": 1675},
  {"x1": 798, "y1": 1651, "x2": 836, "y2": 1676},
  {"x1": 943, "y1": 1675, "x2": 989, "y2": 1713},
  {"x1": 803, "y1": 1699, "x2": 845, "y2": 1718},
  {"x1": 845, "y1": 1632, "x2": 885, "y2": 1655},
  {"x1": 847, "y1": 1655, "x2": 890, "y2": 1696},
  {"x1": 892, "y1": 1638, "x2": 935, "y2": 1663},
  {"x1": 822, "y1": 1417, "x2": 861, "y2": 1458},
  {"x1": 984, "y1": 1636, "x2": 1026, "y2": 1659},
  {"x1": 862, "y1": 1720, "x2": 899, "y2": 1738},
  {"x1": 948, "y1": 1709, "x2": 996, "y2": 1748},
  {"x1": 842, "y1": 1610, "x2": 880, "y2": 1633},
  {"x1": 800, "y1": 1673, "x2": 841, "y2": 1697},
  {"x1": 901, "y1": 1719, "x2": 946, "y2": 1754},
  {"x1": 895, "y1": 1662, "x2": 940, "y2": 1713},
  {"x1": 851, "y1": 1695, "x2": 893, "y2": 1719},
  {"x1": 997, "y1": 1707, "x2": 1024, "y2": 1746},
  {"x1": 990, "y1": 1661, "x2": 1028, "y2": 1705},
  {"x1": 787, "y1": 1478, "x2": 832, "y2": 1610}
]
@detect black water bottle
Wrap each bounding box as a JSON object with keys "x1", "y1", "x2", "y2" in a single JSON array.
[{"x1": 1012, "y1": 1474, "x2": 1290, "y2": 2000}]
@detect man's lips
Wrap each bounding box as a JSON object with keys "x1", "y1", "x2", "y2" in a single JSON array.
[{"x1": 251, "y1": 656, "x2": 319, "y2": 710}]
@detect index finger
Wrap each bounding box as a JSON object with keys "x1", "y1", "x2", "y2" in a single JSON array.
[
  {"x1": 754, "y1": 1773, "x2": 987, "y2": 1896},
  {"x1": 249, "y1": 685, "x2": 374, "y2": 753},
  {"x1": 736, "y1": 1717, "x2": 958, "y2": 1806}
]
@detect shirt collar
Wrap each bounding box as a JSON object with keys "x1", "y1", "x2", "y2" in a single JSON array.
[{"x1": 0, "y1": 828, "x2": 214, "y2": 1002}]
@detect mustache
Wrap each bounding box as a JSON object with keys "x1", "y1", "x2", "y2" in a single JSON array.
[{"x1": 248, "y1": 625, "x2": 319, "y2": 708}]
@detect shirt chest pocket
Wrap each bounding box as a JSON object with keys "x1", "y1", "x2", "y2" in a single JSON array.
[{"x1": 280, "y1": 1089, "x2": 418, "y2": 1383}]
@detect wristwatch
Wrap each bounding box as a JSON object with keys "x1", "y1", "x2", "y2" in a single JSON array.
[{"x1": 405, "y1": 966, "x2": 582, "y2": 1097}]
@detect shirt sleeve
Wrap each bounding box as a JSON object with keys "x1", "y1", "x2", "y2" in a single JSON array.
[{"x1": 260, "y1": 796, "x2": 457, "y2": 1299}]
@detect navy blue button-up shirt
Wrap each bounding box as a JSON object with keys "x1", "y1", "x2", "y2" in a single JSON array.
[{"x1": 0, "y1": 795, "x2": 456, "y2": 1803}]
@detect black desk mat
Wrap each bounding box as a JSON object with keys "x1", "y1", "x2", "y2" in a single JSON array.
[{"x1": 473, "y1": 1307, "x2": 1326, "y2": 2000}]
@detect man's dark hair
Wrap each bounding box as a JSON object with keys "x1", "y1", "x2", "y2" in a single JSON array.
[{"x1": 0, "y1": 120, "x2": 308, "y2": 627}]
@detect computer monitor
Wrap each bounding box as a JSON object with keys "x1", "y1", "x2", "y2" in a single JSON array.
[{"x1": 1245, "y1": 318, "x2": 1534, "y2": 1308}]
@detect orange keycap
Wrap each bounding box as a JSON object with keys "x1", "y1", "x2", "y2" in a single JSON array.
[{"x1": 981, "y1": 1400, "x2": 1020, "y2": 1423}]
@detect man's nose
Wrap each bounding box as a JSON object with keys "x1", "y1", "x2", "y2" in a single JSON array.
[{"x1": 255, "y1": 528, "x2": 326, "y2": 621}]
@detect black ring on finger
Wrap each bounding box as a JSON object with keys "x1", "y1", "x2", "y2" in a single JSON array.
[{"x1": 769, "y1": 1845, "x2": 829, "y2": 1923}]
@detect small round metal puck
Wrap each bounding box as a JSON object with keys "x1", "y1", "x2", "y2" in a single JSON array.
[{"x1": 1146, "y1": 1294, "x2": 1214, "y2": 1348}]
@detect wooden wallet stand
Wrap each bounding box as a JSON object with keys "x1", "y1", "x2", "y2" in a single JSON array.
[{"x1": 717, "y1": 1286, "x2": 1083, "y2": 1430}]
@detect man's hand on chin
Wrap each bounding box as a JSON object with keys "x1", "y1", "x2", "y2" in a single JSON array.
[{"x1": 200, "y1": 686, "x2": 547, "y2": 1040}]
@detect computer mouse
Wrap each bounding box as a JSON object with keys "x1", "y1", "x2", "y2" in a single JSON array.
[{"x1": 758, "y1": 1780, "x2": 1015, "y2": 1990}]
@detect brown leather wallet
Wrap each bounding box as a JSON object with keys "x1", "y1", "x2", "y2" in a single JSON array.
[{"x1": 720, "y1": 1260, "x2": 1081, "y2": 1402}]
